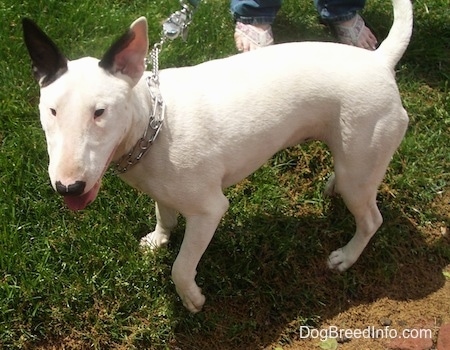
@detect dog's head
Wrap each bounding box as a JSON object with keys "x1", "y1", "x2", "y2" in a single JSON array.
[{"x1": 23, "y1": 17, "x2": 149, "y2": 210}]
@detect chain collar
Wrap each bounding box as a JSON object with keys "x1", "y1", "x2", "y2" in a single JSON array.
[
  {"x1": 113, "y1": 0, "x2": 196, "y2": 174},
  {"x1": 114, "y1": 76, "x2": 165, "y2": 174}
]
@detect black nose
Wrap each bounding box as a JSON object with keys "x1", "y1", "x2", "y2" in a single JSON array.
[{"x1": 55, "y1": 180, "x2": 86, "y2": 196}]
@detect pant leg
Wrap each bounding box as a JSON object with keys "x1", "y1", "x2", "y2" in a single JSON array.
[
  {"x1": 230, "y1": 0, "x2": 282, "y2": 24},
  {"x1": 314, "y1": 0, "x2": 366, "y2": 23}
]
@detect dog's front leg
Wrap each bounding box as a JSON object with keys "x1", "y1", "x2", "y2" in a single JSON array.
[
  {"x1": 140, "y1": 202, "x2": 178, "y2": 249},
  {"x1": 172, "y1": 194, "x2": 229, "y2": 313}
]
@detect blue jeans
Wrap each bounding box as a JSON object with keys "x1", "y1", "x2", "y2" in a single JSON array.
[{"x1": 230, "y1": 0, "x2": 366, "y2": 24}]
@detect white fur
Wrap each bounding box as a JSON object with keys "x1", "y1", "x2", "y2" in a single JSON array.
[{"x1": 25, "y1": 0, "x2": 413, "y2": 312}]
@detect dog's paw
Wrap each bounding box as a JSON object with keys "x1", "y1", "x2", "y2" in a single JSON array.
[
  {"x1": 176, "y1": 284, "x2": 206, "y2": 313},
  {"x1": 140, "y1": 231, "x2": 169, "y2": 251},
  {"x1": 327, "y1": 247, "x2": 354, "y2": 272}
]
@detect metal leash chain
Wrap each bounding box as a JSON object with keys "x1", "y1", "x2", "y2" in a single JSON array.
[{"x1": 114, "y1": 0, "x2": 197, "y2": 174}]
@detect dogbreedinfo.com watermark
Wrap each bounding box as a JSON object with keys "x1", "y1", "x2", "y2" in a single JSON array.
[{"x1": 300, "y1": 325, "x2": 433, "y2": 342}]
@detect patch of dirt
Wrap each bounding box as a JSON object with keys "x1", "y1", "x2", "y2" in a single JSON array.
[
  {"x1": 278, "y1": 190, "x2": 450, "y2": 350},
  {"x1": 281, "y1": 273, "x2": 450, "y2": 350}
]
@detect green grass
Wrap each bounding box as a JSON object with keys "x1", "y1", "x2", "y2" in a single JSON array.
[{"x1": 0, "y1": 0, "x2": 449, "y2": 348}]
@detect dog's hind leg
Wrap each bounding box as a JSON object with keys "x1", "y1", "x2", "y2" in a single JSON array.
[
  {"x1": 172, "y1": 192, "x2": 230, "y2": 313},
  {"x1": 326, "y1": 134, "x2": 404, "y2": 270},
  {"x1": 327, "y1": 176, "x2": 383, "y2": 272},
  {"x1": 140, "y1": 202, "x2": 178, "y2": 249},
  {"x1": 326, "y1": 106, "x2": 408, "y2": 272}
]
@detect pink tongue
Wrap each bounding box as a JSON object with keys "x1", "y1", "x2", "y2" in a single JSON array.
[{"x1": 64, "y1": 182, "x2": 100, "y2": 211}]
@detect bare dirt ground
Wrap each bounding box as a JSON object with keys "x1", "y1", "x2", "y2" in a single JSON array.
[
  {"x1": 283, "y1": 271, "x2": 450, "y2": 349},
  {"x1": 280, "y1": 191, "x2": 450, "y2": 350}
]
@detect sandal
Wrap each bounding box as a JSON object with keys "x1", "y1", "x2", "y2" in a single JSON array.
[
  {"x1": 331, "y1": 14, "x2": 378, "y2": 50},
  {"x1": 234, "y1": 22, "x2": 274, "y2": 52}
]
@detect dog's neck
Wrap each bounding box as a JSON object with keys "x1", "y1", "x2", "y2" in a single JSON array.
[{"x1": 112, "y1": 74, "x2": 155, "y2": 165}]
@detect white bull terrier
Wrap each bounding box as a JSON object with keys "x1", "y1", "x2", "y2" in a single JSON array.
[{"x1": 23, "y1": 0, "x2": 412, "y2": 313}]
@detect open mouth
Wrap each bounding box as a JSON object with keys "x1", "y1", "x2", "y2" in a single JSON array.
[
  {"x1": 63, "y1": 180, "x2": 101, "y2": 211},
  {"x1": 60, "y1": 150, "x2": 116, "y2": 211}
]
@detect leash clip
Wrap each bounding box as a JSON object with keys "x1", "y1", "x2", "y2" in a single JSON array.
[{"x1": 163, "y1": 2, "x2": 193, "y2": 41}]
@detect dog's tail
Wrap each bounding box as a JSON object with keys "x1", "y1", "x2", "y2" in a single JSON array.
[{"x1": 376, "y1": 0, "x2": 413, "y2": 68}]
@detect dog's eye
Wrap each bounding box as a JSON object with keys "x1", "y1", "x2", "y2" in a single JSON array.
[
  {"x1": 50, "y1": 108, "x2": 57, "y2": 116},
  {"x1": 94, "y1": 109, "x2": 105, "y2": 118}
]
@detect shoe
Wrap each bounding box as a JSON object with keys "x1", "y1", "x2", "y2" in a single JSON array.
[
  {"x1": 331, "y1": 14, "x2": 378, "y2": 50},
  {"x1": 234, "y1": 22, "x2": 274, "y2": 52}
]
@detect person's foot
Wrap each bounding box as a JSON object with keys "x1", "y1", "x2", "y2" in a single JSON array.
[
  {"x1": 234, "y1": 22, "x2": 274, "y2": 52},
  {"x1": 333, "y1": 14, "x2": 378, "y2": 50}
]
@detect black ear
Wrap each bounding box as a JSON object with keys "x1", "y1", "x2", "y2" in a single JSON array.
[{"x1": 22, "y1": 18, "x2": 68, "y2": 87}]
